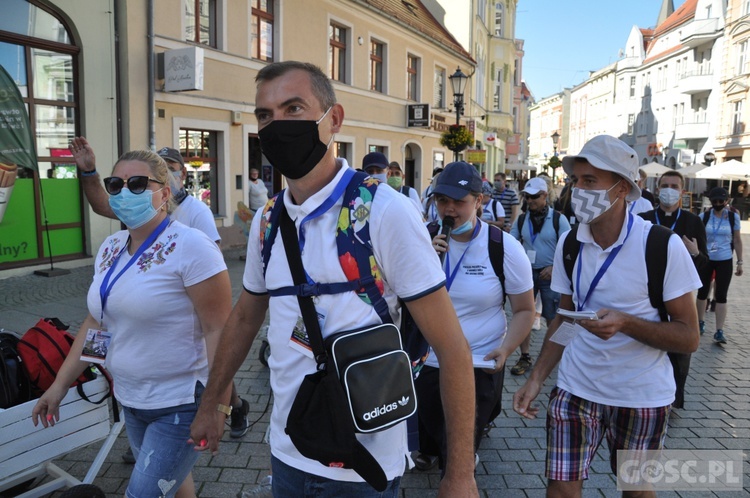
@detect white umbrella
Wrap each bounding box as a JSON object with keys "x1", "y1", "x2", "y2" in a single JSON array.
[
  {"x1": 640, "y1": 162, "x2": 672, "y2": 177},
  {"x1": 677, "y1": 163, "x2": 707, "y2": 178},
  {"x1": 693, "y1": 159, "x2": 750, "y2": 180}
]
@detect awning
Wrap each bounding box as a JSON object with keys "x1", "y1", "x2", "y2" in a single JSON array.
[{"x1": 505, "y1": 162, "x2": 538, "y2": 171}]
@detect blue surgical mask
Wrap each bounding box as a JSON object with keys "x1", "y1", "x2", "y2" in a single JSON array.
[
  {"x1": 451, "y1": 219, "x2": 474, "y2": 235},
  {"x1": 370, "y1": 172, "x2": 387, "y2": 183},
  {"x1": 109, "y1": 188, "x2": 165, "y2": 229}
]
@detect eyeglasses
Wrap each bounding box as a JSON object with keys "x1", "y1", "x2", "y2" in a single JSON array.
[
  {"x1": 525, "y1": 193, "x2": 542, "y2": 200},
  {"x1": 103, "y1": 176, "x2": 164, "y2": 195}
]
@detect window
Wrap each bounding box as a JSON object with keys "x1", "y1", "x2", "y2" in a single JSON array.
[
  {"x1": 368, "y1": 145, "x2": 387, "y2": 154},
  {"x1": 744, "y1": 0, "x2": 750, "y2": 16},
  {"x1": 329, "y1": 23, "x2": 347, "y2": 82},
  {"x1": 251, "y1": 0, "x2": 273, "y2": 61},
  {"x1": 678, "y1": 103, "x2": 684, "y2": 125},
  {"x1": 673, "y1": 104, "x2": 678, "y2": 128},
  {"x1": 184, "y1": 0, "x2": 216, "y2": 47},
  {"x1": 627, "y1": 114, "x2": 635, "y2": 135},
  {"x1": 179, "y1": 129, "x2": 220, "y2": 214},
  {"x1": 433, "y1": 151, "x2": 445, "y2": 171},
  {"x1": 629, "y1": 76, "x2": 636, "y2": 97},
  {"x1": 335, "y1": 142, "x2": 351, "y2": 164},
  {"x1": 407, "y1": 54, "x2": 420, "y2": 101},
  {"x1": 513, "y1": 59, "x2": 519, "y2": 85},
  {"x1": 494, "y1": 2, "x2": 504, "y2": 37},
  {"x1": 433, "y1": 67, "x2": 445, "y2": 108},
  {"x1": 732, "y1": 100, "x2": 744, "y2": 135},
  {"x1": 706, "y1": 4, "x2": 712, "y2": 18},
  {"x1": 493, "y1": 69, "x2": 503, "y2": 111},
  {"x1": 370, "y1": 40, "x2": 384, "y2": 92},
  {"x1": 737, "y1": 40, "x2": 748, "y2": 75}
]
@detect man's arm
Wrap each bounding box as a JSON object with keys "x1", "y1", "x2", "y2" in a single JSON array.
[
  {"x1": 70, "y1": 137, "x2": 117, "y2": 219},
  {"x1": 190, "y1": 291, "x2": 270, "y2": 454},
  {"x1": 405, "y1": 288, "x2": 479, "y2": 497},
  {"x1": 577, "y1": 291, "x2": 699, "y2": 353},
  {"x1": 513, "y1": 293, "x2": 573, "y2": 419},
  {"x1": 733, "y1": 225, "x2": 743, "y2": 276},
  {"x1": 509, "y1": 203, "x2": 520, "y2": 231}
]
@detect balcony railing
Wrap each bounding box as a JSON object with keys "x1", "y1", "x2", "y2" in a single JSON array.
[{"x1": 677, "y1": 70, "x2": 713, "y2": 94}]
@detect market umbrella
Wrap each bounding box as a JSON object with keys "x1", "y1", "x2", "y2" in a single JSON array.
[{"x1": 640, "y1": 162, "x2": 672, "y2": 178}]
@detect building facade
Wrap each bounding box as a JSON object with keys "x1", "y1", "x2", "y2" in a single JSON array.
[{"x1": 0, "y1": 0, "x2": 475, "y2": 273}]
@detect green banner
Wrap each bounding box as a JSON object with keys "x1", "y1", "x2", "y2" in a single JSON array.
[{"x1": 0, "y1": 64, "x2": 38, "y2": 171}]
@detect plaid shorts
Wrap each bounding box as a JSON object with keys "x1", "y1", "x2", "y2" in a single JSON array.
[{"x1": 546, "y1": 387, "x2": 670, "y2": 482}]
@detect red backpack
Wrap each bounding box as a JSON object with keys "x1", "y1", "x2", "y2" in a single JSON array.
[{"x1": 17, "y1": 318, "x2": 95, "y2": 395}]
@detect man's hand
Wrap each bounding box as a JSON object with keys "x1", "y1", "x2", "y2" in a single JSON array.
[
  {"x1": 539, "y1": 266, "x2": 553, "y2": 280},
  {"x1": 682, "y1": 235, "x2": 699, "y2": 257},
  {"x1": 69, "y1": 136, "x2": 96, "y2": 173},
  {"x1": 577, "y1": 308, "x2": 627, "y2": 341},
  {"x1": 481, "y1": 348, "x2": 507, "y2": 374},
  {"x1": 189, "y1": 404, "x2": 227, "y2": 456},
  {"x1": 512, "y1": 378, "x2": 543, "y2": 419}
]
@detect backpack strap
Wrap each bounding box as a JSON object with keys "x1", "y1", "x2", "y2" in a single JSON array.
[
  {"x1": 562, "y1": 224, "x2": 582, "y2": 294},
  {"x1": 401, "y1": 185, "x2": 411, "y2": 197},
  {"x1": 487, "y1": 223, "x2": 506, "y2": 305},
  {"x1": 553, "y1": 210, "x2": 560, "y2": 238},
  {"x1": 517, "y1": 211, "x2": 527, "y2": 244},
  {"x1": 262, "y1": 172, "x2": 391, "y2": 324},
  {"x1": 646, "y1": 224, "x2": 672, "y2": 322}
]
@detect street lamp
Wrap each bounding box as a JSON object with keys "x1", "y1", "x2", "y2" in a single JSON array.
[
  {"x1": 704, "y1": 151, "x2": 716, "y2": 166},
  {"x1": 449, "y1": 66, "x2": 469, "y2": 161},
  {"x1": 550, "y1": 131, "x2": 560, "y2": 184}
]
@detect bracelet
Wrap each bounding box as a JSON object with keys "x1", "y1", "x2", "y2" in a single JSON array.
[
  {"x1": 80, "y1": 168, "x2": 97, "y2": 177},
  {"x1": 737, "y1": 260, "x2": 743, "y2": 265},
  {"x1": 216, "y1": 403, "x2": 232, "y2": 418}
]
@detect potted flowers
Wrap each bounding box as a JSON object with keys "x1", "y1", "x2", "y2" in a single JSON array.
[{"x1": 439, "y1": 124, "x2": 474, "y2": 152}]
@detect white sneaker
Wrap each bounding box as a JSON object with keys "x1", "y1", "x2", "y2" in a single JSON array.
[{"x1": 532, "y1": 316, "x2": 541, "y2": 330}]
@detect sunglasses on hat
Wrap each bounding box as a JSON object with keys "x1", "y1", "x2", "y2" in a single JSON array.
[{"x1": 104, "y1": 176, "x2": 164, "y2": 195}]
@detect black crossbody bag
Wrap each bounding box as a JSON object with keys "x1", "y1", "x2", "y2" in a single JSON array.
[{"x1": 279, "y1": 207, "x2": 415, "y2": 491}]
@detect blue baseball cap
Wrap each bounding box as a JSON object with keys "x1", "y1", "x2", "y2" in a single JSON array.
[
  {"x1": 361, "y1": 152, "x2": 389, "y2": 171},
  {"x1": 431, "y1": 161, "x2": 483, "y2": 199}
]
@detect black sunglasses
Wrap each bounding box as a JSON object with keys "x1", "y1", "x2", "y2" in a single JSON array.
[
  {"x1": 103, "y1": 176, "x2": 164, "y2": 195},
  {"x1": 525, "y1": 193, "x2": 542, "y2": 200}
]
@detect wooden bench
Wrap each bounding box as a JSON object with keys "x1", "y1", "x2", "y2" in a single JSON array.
[{"x1": 0, "y1": 374, "x2": 124, "y2": 497}]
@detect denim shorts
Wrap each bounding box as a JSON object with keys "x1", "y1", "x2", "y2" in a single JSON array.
[
  {"x1": 123, "y1": 382, "x2": 204, "y2": 498},
  {"x1": 271, "y1": 455, "x2": 401, "y2": 497}
]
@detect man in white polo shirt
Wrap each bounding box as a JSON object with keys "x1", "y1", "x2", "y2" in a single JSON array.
[
  {"x1": 190, "y1": 61, "x2": 478, "y2": 497},
  {"x1": 513, "y1": 135, "x2": 701, "y2": 496}
]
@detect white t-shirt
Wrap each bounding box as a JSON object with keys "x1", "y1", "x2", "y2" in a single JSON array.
[
  {"x1": 248, "y1": 178, "x2": 269, "y2": 211},
  {"x1": 173, "y1": 195, "x2": 221, "y2": 243},
  {"x1": 243, "y1": 160, "x2": 445, "y2": 482},
  {"x1": 86, "y1": 220, "x2": 227, "y2": 410},
  {"x1": 480, "y1": 198, "x2": 506, "y2": 223},
  {"x1": 628, "y1": 196, "x2": 654, "y2": 216},
  {"x1": 399, "y1": 185, "x2": 424, "y2": 216},
  {"x1": 550, "y1": 211, "x2": 702, "y2": 408},
  {"x1": 425, "y1": 222, "x2": 532, "y2": 368}
]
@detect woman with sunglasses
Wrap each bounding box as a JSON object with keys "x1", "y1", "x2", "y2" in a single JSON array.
[
  {"x1": 32, "y1": 150, "x2": 232, "y2": 498},
  {"x1": 412, "y1": 162, "x2": 535, "y2": 472}
]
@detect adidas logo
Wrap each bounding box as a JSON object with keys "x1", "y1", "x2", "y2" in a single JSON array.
[
  {"x1": 458, "y1": 180, "x2": 468, "y2": 185},
  {"x1": 398, "y1": 395, "x2": 410, "y2": 407}
]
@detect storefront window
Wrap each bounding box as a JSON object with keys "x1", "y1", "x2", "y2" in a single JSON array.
[
  {"x1": 179, "y1": 128, "x2": 219, "y2": 214},
  {"x1": 0, "y1": 2, "x2": 79, "y2": 269}
]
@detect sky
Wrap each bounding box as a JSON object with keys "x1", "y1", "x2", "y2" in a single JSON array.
[{"x1": 516, "y1": 0, "x2": 687, "y2": 100}]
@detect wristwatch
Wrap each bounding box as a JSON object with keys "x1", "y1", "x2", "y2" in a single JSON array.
[
  {"x1": 737, "y1": 260, "x2": 744, "y2": 265},
  {"x1": 216, "y1": 403, "x2": 233, "y2": 418}
]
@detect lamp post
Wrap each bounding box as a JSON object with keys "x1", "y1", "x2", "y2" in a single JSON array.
[
  {"x1": 449, "y1": 66, "x2": 469, "y2": 162},
  {"x1": 703, "y1": 151, "x2": 716, "y2": 166},
  {"x1": 550, "y1": 131, "x2": 560, "y2": 184}
]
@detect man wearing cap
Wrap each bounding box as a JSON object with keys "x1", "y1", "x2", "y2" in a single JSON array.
[
  {"x1": 639, "y1": 169, "x2": 707, "y2": 407},
  {"x1": 189, "y1": 61, "x2": 478, "y2": 497},
  {"x1": 386, "y1": 161, "x2": 423, "y2": 215},
  {"x1": 513, "y1": 135, "x2": 701, "y2": 496},
  {"x1": 696, "y1": 187, "x2": 743, "y2": 345},
  {"x1": 492, "y1": 172, "x2": 520, "y2": 232},
  {"x1": 509, "y1": 177, "x2": 570, "y2": 375}
]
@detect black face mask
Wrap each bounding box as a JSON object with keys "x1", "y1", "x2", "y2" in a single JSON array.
[
  {"x1": 258, "y1": 108, "x2": 332, "y2": 180},
  {"x1": 712, "y1": 202, "x2": 726, "y2": 212}
]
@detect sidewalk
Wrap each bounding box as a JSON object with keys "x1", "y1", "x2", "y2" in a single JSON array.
[{"x1": 1, "y1": 242, "x2": 748, "y2": 497}]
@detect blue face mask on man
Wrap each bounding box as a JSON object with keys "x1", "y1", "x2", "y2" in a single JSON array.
[{"x1": 109, "y1": 188, "x2": 166, "y2": 229}]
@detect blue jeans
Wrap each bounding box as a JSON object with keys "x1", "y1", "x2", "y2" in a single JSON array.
[
  {"x1": 271, "y1": 455, "x2": 401, "y2": 497},
  {"x1": 533, "y1": 268, "x2": 560, "y2": 323},
  {"x1": 123, "y1": 382, "x2": 204, "y2": 498}
]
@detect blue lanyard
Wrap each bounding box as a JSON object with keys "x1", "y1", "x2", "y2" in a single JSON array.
[
  {"x1": 444, "y1": 221, "x2": 481, "y2": 291},
  {"x1": 710, "y1": 210, "x2": 726, "y2": 241},
  {"x1": 99, "y1": 217, "x2": 171, "y2": 321},
  {"x1": 575, "y1": 213, "x2": 634, "y2": 311},
  {"x1": 527, "y1": 213, "x2": 538, "y2": 245},
  {"x1": 298, "y1": 167, "x2": 355, "y2": 284},
  {"x1": 654, "y1": 209, "x2": 681, "y2": 231}
]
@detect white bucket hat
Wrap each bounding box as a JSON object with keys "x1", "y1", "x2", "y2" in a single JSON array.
[{"x1": 562, "y1": 135, "x2": 641, "y2": 201}]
